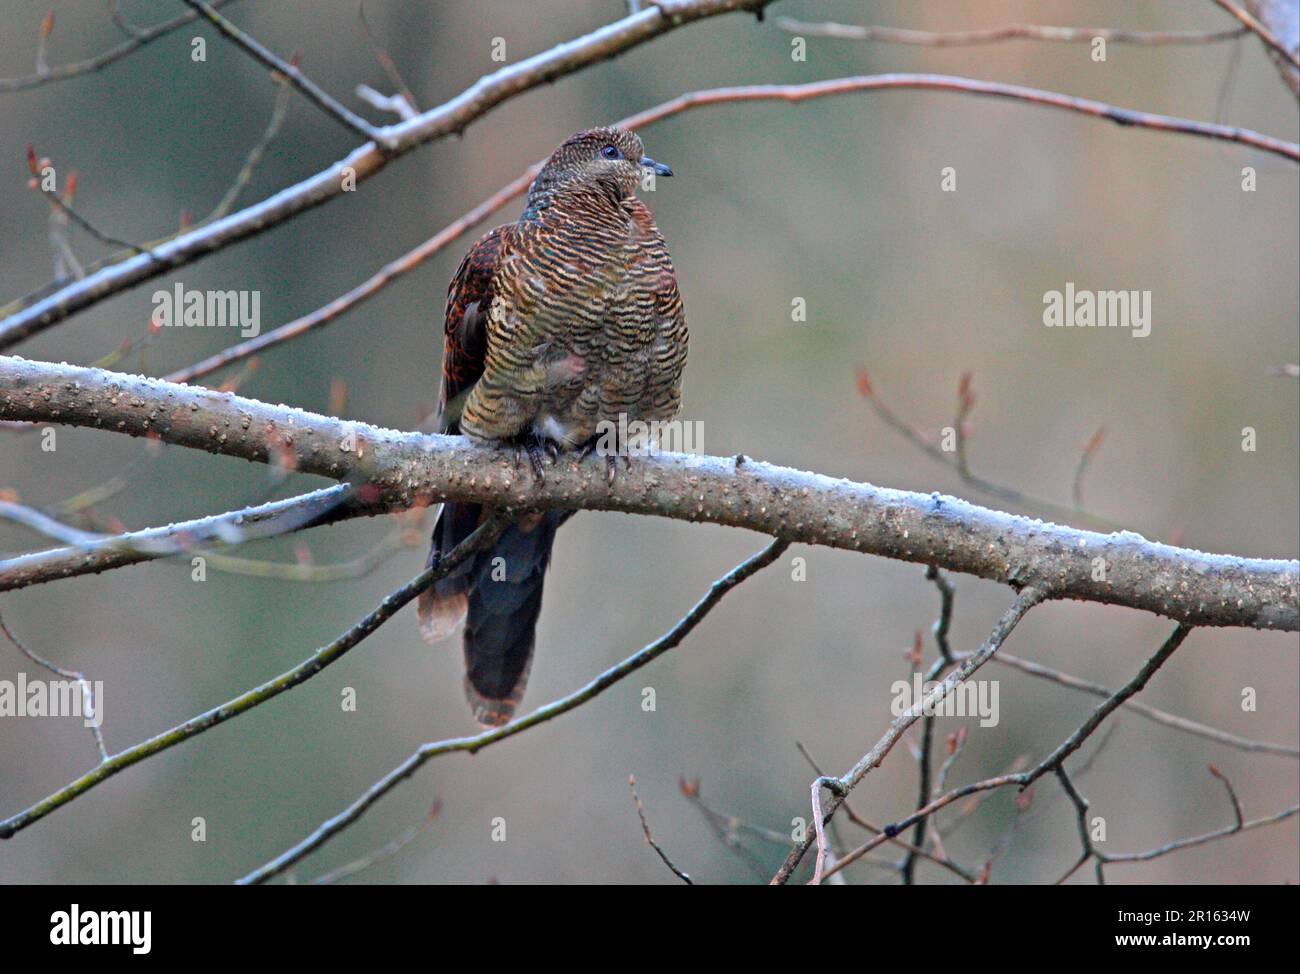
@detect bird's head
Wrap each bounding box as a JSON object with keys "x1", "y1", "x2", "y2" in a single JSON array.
[{"x1": 532, "y1": 126, "x2": 673, "y2": 201}]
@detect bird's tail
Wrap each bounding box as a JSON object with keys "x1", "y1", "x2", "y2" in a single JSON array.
[{"x1": 417, "y1": 502, "x2": 569, "y2": 727}]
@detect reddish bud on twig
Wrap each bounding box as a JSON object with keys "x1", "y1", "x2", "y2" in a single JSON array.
[
  {"x1": 40, "y1": 10, "x2": 54, "y2": 40},
  {"x1": 906, "y1": 630, "x2": 922, "y2": 666},
  {"x1": 855, "y1": 366, "x2": 873, "y2": 399},
  {"x1": 678, "y1": 775, "x2": 700, "y2": 798},
  {"x1": 957, "y1": 370, "x2": 976, "y2": 412},
  {"x1": 1015, "y1": 786, "x2": 1034, "y2": 811}
]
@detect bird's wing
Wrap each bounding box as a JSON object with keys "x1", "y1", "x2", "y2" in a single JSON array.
[{"x1": 438, "y1": 224, "x2": 509, "y2": 434}]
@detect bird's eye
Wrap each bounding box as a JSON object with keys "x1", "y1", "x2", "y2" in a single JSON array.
[{"x1": 601, "y1": 145, "x2": 622, "y2": 160}]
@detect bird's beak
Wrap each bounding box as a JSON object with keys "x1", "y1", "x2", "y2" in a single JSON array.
[{"x1": 641, "y1": 156, "x2": 673, "y2": 177}]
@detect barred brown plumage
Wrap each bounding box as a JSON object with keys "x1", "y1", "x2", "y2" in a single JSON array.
[{"x1": 418, "y1": 126, "x2": 687, "y2": 726}]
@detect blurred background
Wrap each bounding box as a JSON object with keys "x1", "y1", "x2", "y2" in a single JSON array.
[{"x1": 0, "y1": 0, "x2": 1296, "y2": 884}]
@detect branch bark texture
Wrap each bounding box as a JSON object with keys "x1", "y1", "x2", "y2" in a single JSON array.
[{"x1": 2, "y1": 356, "x2": 1295, "y2": 630}]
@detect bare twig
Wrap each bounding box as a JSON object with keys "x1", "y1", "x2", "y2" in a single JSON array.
[
  {"x1": 821, "y1": 625, "x2": 1196, "y2": 881},
  {"x1": 7, "y1": 67, "x2": 1296, "y2": 354},
  {"x1": 0, "y1": 485, "x2": 363, "y2": 592},
  {"x1": 197, "y1": 73, "x2": 294, "y2": 226},
  {"x1": 356, "y1": 0, "x2": 419, "y2": 114},
  {"x1": 978, "y1": 650, "x2": 1298, "y2": 758},
  {"x1": 775, "y1": 586, "x2": 1046, "y2": 885},
  {"x1": 235, "y1": 537, "x2": 788, "y2": 884},
  {"x1": 776, "y1": 16, "x2": 1249, "y2": 47},
  {"x1": 795, "y1": 742, "x2": 976, "y2": 882},
  {"x1": 1212, "y1": 0, "x2": 1300, "y2": 67},
  {"x1": 0, "y1": 0, "x2": 240, "y2": 93},
  {"x1": 0, "y1": 611, "x2": 107, "y2": 762},
  {"x1": 628, "y1": 776, "x2": 692, "y2": 883},
  {"x1": 180, "y1": 0, "x2": 381, "y2": 142},
  {"x1": 859, "y1": 370, "x2": 1122, "y2": 531},
  {"x1": 1105, "y1": 805, "x2": 1297, "y2": 863},
  {"x1": 0, "y1": 0, "x2": 774, "y2": 349},
  {"x1": 309, "y1": 799, "x2": 442, "y2": 884},
  {"x1": 0, "y1": 514, "x2": 509, "y2": 838}
]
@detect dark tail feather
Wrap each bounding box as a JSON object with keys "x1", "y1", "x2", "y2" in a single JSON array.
[
  {"x1": 416, "y1": 501, "x2": 481, "y2": 644},
  {"x1": 418, "y1": 502, "x2": 570, "y2": 727}
]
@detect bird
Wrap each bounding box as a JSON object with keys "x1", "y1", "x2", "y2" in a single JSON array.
[{"x1": 418, "y1": 126, "x2": 687, "y2": 726}]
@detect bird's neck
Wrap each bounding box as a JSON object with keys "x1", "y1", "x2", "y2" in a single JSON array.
[{"x1": 522, "y1": 178, "x2": 625, "y2": 221}]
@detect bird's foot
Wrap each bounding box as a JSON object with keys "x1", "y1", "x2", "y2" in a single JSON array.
[
  {"x1": 512, "y1": 435, "x2": 548, "y2": 485},
  {"x1": 605, "y1": 453, "x2": 634, "y2": 487}
]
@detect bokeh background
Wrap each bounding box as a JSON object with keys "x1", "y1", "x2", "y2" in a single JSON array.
[{"x1": 1, "y1": 0, "x2": 1296, "y2": 884}]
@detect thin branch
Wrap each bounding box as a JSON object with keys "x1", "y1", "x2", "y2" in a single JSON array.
[
  {"x1": 235, "y1": 537, "x2": 789, "y2": 884},
  {"x1": 0, "y1": 611, "x2": 107, "y2": 762},
  {"x1": 1028, "y1": 625, "x2": 1194, "y2": 778},
  {"x1": 1053, "y1": 767, "x2": 1102, "y2": 884},
  {"x1": 628, "y1": 776, "x2": 692, "y2": 883},
  {"x1": 3, "y1": 356, "x2": 1296, "y2": 632},
  {"x1": 34, "y1": 186, "x2": 153, "y2": 259},
  {"x1": 1105, "y1": 805, "x2": 1297, "y2": 863},
  {"x1": 3, "y1": 69, "x2": 1293, "y2": 354},
  {"x1": 196, "y1": 73, "x2": 294, "y2": 226},
  {"x1": 820, "y1": 625, "x2": 1196, "y2": 881},
  {"x1": 1212, "y1": 0, "x2": 1300, "y2": 68},
  {"x1": 1207, "y1": 765, "x2": 1245, "y2": 829},
  {"x1": 859, "y1": 370, "x2": 1122, "y2": 531},
  {"x1": 0, "y1": 485, "x2": 363, "y2": 592},
  {"x1": 163, "y1": 167, "x2": 537, "y2": 384},
  {"x1": 356, "y1": 0, "x2": 419, "y2": 114},
  {"x1": 308, "y1": 799, "x2": 441, "y2": 884},
  {"x1": 777, "y1": 16, "x2": 1249, "y2": 47},
  {"x1": 979, "y1": 650, "x2": 1298, "y2": 758},
  {"x1": 180, "y1": 0, "x2": 380, "y2": 142},
  {"x1": 164, "y1": 61, "x2": 1300, "y2": 386},
  {"x1": 0, "y1": 0, "x2": 774, "y2": 349},
  {"x1": 0, "y1": 0, "x2": 240, "y2": 93},
  {"x1": 679, "y1": 778, "x2": 783, "y2": 879},
  {"x1": 795, "y1": 742, "x2": 976, "y2": 882},
  {"x1": 775, "y1": 586, "x2": 1046, "y2": 885},
  {"x1": 0, "y1": 514, "x2": 509, "y2": 839},
  {"x1": 1072, "y1": 427, "x2": 1105, "y2": 510},
  {"x1": 925, "y1": 566, "x2": 955, "y2": 664}
]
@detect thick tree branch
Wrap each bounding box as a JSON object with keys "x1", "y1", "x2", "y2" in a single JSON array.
[{"x1": 2, "y1": 356, "x2": 1295, "y2": 630}]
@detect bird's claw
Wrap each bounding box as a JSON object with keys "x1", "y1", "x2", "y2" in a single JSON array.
[{"x1": 526, "y1": 440, "x2": 547, "y2": 484}]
